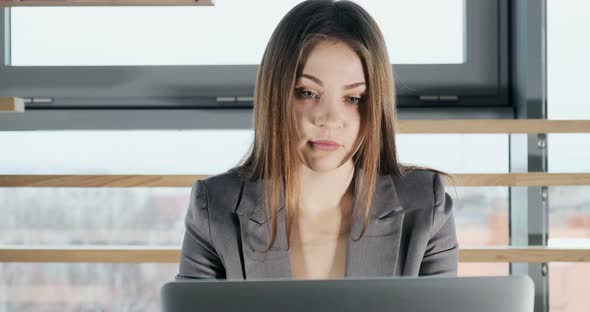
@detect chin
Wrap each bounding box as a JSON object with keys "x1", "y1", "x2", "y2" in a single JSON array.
[{"x1": 302, "y1": 157, "x2": 347, "y2": 172}]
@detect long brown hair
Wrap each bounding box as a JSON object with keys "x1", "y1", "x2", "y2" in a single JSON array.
[{"x1": 234, "y1": 0, "x2": 454, "y2": 250}]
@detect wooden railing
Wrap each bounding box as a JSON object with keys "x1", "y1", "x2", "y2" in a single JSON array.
[
  {"x1": 1, "y1": 119, "x2": 590, "y2": 264},
  {"x1": 397, "y1": 119, "x2": 590, "y2": 133},
  {"x1": 0, "y1": 246, "x2": 589, "y2": 263},
  {"x1": 1, "y1": 173, "x2": 590, "y2": 187}
]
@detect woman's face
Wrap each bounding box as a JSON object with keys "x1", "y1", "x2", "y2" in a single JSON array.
[{"x1": 292, "y1": 40, "x2": 365, "y2": 172}]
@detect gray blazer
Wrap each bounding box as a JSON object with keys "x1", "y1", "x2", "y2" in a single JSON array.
[{"x1": 176, "y1": 168, "x2": 458, "y2": 280}]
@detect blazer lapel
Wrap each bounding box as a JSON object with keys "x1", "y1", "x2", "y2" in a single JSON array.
[
  {"x1": 345, "y1": 173, "x2": 405, "y2": 277},
  {"x1": 235, "y1": 179, "x2": 292, "y2": 279},
  {"x1": 235, "y1": 172, "x2": 405, "y2": 279}
]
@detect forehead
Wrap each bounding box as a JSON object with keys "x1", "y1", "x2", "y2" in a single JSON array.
[{"x1": 299, "y1": 40, "x2": 365, "y2": 84}]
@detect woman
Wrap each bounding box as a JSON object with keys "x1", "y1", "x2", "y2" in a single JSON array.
[{"x1": 177, "y1": 0, "x2": 458, "y2": 280}]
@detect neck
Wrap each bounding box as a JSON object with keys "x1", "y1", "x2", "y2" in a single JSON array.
[{"x1": 297, "y1": 161, "x2": 355, "y2": 217}]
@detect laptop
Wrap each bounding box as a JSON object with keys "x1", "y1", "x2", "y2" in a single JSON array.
[{"x1": 161, "y1": 275, "x2": 534, "y2": 312}]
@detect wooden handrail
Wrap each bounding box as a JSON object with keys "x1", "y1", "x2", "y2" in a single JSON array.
[
  {"x1": 397, "y1": 119, "x2": 590, "y2": 133},
  {"x1": 459, "y1": 247, "x2": 590, "y2": 263},
  {"x1": 1, "y1": 246, "x2": 589, "y2": 263},
  {"x1": 447, "y1": 173, "x2": 590, "y2": 187},
  {"x1": 1, "y1": 173, "x2": 589, "y2": 187},
  {"x1": 0, "y1": 0, "x2": 214, "y2": 6},
  {"x1": 0, "y1": 174, "x2": 209, "y2": 187}
]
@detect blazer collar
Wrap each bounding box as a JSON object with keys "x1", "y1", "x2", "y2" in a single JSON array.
[{"x1": 235, "y1": 172, "x2": 405, "y2": 279}]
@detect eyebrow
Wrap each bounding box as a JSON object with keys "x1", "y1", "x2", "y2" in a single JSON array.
[{"x1": 299, "y1": 73, "x2": 366, "y2": 90}]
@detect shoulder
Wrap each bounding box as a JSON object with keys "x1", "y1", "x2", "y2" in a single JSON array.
[
  {"x1": 392, "y1": 168, "x2": 442, "y2": 197},
  {"x1": 196, "y1": 169, "x2": 244, "y2": 190},
  {"x1": 193, "y1": 169, "x2": 246, "y2": 203},
  {"x1": 392, "y1": 167, "x2": 454, "y2": 234},
  {"x1": 391, "y1": 168, "x2": 449, "y2": 214},
  {"x1": 191, "y1": 169, "x2": 250, "y2": 217}
]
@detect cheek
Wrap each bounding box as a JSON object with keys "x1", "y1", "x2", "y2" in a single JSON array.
[
  {"x1": 348, "y1": 121, "x2": 361, "y2": 141},
  {"x1": 293, "y1": 99, "x2": 310, "y2": 117},
  {"x1": 293, "y1": 100, "x2": 313, "y2": 125},
  {"x1": 346, "y1": 109, "x2": 361, "y2": 132},
  {"x1": 345, "y1": 110, "x2": 361, "y2": 144},
  {"x1": 292, "y1": 100, "x2": 312, "y2": 140}
]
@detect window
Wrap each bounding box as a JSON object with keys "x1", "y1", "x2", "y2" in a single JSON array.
[
  {"x1": 547, "y1": 1, "x2": 590, "y2": 311},
  {"x1": 547, "y1": 0, "x2": 590, "y2": 248},
  {"x1": 10, "y1": 0, "x2": 463, "y2": 66},
  {"x1": 0, "y1": 0, "x2": 505, "y2": 106}
]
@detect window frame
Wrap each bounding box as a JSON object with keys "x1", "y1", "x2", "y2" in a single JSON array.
[{"x1": 0, "y1": 0, "x2": 508, "y2": 109}]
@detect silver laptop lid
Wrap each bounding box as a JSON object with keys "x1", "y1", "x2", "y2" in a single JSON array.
[{"x1": 161, "y1": 275, "x2": 534, "y2": 312}]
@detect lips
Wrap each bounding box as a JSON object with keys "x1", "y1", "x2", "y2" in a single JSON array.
[{"x1": 309, "y1": 139, "x2": 342, "y2": 151}]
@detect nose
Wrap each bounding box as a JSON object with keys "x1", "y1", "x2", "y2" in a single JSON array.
[{"x1": 313, "y1": 96, "x2": 344, "y2": 129}]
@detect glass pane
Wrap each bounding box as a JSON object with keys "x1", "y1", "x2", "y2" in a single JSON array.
[
  {"x1": 0, "y1": 263, "x2": 177, "y2": 311},
  {"x1": 549, "y1": 263, "x2": 590, "y2": 312},
  {"x1": 10, "y1": 0, "x2": 464, "y2": 66},
  {"x1": 547, "y1": 0, "x2": 590, "y2": 174},
  {"x1": 548, "y1": 4, "x2": 590, "y2": 311},
  {"x1": 454, "y1": 187, "x2": 509, "y2": 248},
  {"x1": 548, "y1": 134, "x2": 590, "y2": 173},
  {"x1": 547, "y1": 0, "x2": 590, "y2": 251},
  {"x1": 549, "y1": 186, "x2": 590, "y2": 248},
  {"x1": 0, "y1": 130, "x2": 253, "y2": 175},
  {"x1": 0, "y1": 187, "x2": 188, "y2": 246},
  {"x1": 397, "y1": 134, "x2": 509, "y2": 173},
  {"x1": 547, "y1": 0, "x2": 590, "y2": 120}
]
